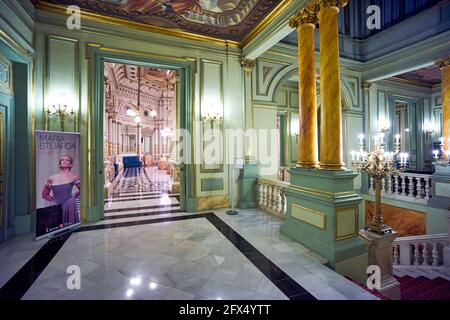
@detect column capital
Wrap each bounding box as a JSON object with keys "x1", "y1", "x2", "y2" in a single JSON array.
[
  {"x1": 436, "y1": 57, "x2": 450, "y2": 69},
  {"x1": 362, "y1": 81, "x2": 372, "y2": 89},
  {"x1": 317, "y1": 0, "x2": 348, "y2": 10},
  {"x1": 241, "y1": 58, "x2": 255, "y2": 73},
  {"x1": 289, "y1": 3, "x2": 319, "y2": 29}
]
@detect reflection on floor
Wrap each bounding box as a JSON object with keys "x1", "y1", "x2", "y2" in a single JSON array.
[
  {"x1": 104, "y1": 167, "x2": 181, "y2": 223},
  {"x1": 0, "y1": 167, "x2": 378, "y2": 300}
]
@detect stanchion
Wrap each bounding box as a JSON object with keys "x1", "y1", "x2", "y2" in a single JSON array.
[{"x1": 226, "y1": 159, "x2": 243, "y2": 215}]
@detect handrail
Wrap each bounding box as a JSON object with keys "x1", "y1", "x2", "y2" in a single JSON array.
[{"x1": 394, "y1": 233, "x2": 448, "y2": 244}]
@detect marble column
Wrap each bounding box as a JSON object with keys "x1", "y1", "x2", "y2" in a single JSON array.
[
  {"x1": 318, "y1": 0, "x2": 348, "y2": 170},
  {"x1": 112, "y1": 120, "x2": 117, "y2": 156},
  {"x1": 116, "y1": 122, "x2": 121, "y2": 155},
  {"x1": 289, "y1": 3, "x2": 319, "y2": 168},
  {"x1": 108, "y1": 116, "x2": 113, "y2": 156},
  {"x1": 438, "y1": 58, "x2": 450, "y2": 153},
  {"x1": 136, "y1": 125, "x2": 141, "y2": 156}
]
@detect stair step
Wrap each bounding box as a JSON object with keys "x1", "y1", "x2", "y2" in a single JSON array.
[
  {"x1": 402, "y1": 277, "x2": 448, "y2": 300},
  {"x1": 400, "y1": 276, "x2": 429, "y2": 292},
  {"x1": 413, "y1": 282, "x2": 450, "y2": 300}
]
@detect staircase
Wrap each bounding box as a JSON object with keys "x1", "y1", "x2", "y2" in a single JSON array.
[
  {"x1": 396, "y1": 275, "x2": 450, "y2": 300},
  {"x1": 391, "y1": 232, "x2": 450, "y2": 299}
]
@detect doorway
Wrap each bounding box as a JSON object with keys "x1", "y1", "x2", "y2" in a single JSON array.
[{"x1": 102, "y1": 61, "x2": 184, "y2": 220}]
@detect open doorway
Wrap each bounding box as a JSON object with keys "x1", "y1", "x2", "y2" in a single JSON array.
[{"x1": 102, "y1": 62, "x2": 182, "y2": 219}]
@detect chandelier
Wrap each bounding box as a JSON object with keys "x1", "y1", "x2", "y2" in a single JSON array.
[
  {"x1": 351, "y1": 131, "x2": 408, "y2": 235},
  {"x1": 126, "y1": 66, "x2": 157, "y2": 123}
]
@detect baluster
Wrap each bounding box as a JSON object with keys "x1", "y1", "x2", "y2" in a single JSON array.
[
  {"x1": 276, "y1": 186, "x2": 282, "y2": 215},
  {"x1": 273, "y1": 185, "x2": 279, "y2": 213},
  {"x1": 394, "y1": 176, "x2": 400, "y2": 194},
  {"x1": 280, "y1": 188, "x2": 286, "y2": 216},
  {"x1": 271, "y1": 184, "x2": 277, "y2": 212},
  {"x1": 422, "y1": 242, "x2": 429, "y2": 265},
  {"x1": 413, "y1": 243, "x2": 421, "y2": 265},
  {"x1": 393, "y1": 245, "x2": 400, "y2": 265},
  {"x1": 369, "y1": 176, "x2": 374, "y2": 192},
  {"x1": 432, "y1": 243, "x2": 439, "y2": 266},
  {"x1": 381, "y1": 177, "x2": 386, "y2": 194},
  {"x1": 257, "y1": 183, "x2": 262, "y2": 208},
  {"x1": 400, "y1": 175, "x2": 406, "y2": 196},
  {"x1": 409, "y1": 177, "x2": 416, "y2": 199},
  {"x1": 425, "y1": 178, "x2": 431, "y2": 201},
  {"x1": 392, "y1": 175, "x2": 397, "y2": 194},
  {"x1": 387, "y1": 175, "x2": 393, "y2": 194},
  {"x1": 261, "y1": 184, "x2": 267, "y2": 209},
  {"x1": 418, "y1": 178, "x2": 424, "y2": 199},
  {"x1": 264, "y1": 184, "x2": 269, "y2": 211}
]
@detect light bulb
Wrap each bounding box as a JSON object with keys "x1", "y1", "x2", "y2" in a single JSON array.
[
  {"x1": 127, "y1": 109, "x2": 136, "y2": 117},
  {"x1": 134, "y1": 116, "x2": 142, "y2": 123},
  {"x1": 150, "y1": 110, "x2": 157, "y2": 117}
]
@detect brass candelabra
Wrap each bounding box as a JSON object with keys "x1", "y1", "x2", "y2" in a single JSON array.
[
  {"x1": 433, "y1": 137, "x2": 450, "y2": 167},
  {"x1": 351, "y1": 133, "x2": 408, "y2": 235}
]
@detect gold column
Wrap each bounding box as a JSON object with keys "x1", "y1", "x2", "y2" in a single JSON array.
[
  {"x1": 290, "y1": 3, "x2": 319, "y2": 168},
  {"x1": 137, "y1": 124, "x2": 141, "y2": 156},
  {"x1": 437, "y1": 58, "x2": 450, "y2": 154},
  {"x1": 318, "y1": 0, "x2": 348, "y2": 170}
]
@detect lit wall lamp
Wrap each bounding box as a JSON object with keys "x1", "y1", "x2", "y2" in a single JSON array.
[
  {"x1": 423, "y1": 121, "x2": 435, "y2": 135},
  {"x1": 202, "y1": 102, "x2": 223, "y2": 129},
  {"x1": 376, "y1": 118, "x2": 390, "y2": 133},
  {"x1": 45, "y1": 92, "x2": 75, "y2": 132},
  {"x1": 433, "y1": 137, "x2": 450, "y2": 167}
]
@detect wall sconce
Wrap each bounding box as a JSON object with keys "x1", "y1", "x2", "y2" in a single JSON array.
[
  {"x1": 202, "y1": 112, "x2": 223, "y2": 129},
  {"x1": 376, "y1": 118, "x2": 390, "y2": 133},
  {"x1": 46, "y1": 92, "x2": 75, "y2": 132},
  {"x1": 423, "y1": 121, "x2": 435, "y2": 135}
]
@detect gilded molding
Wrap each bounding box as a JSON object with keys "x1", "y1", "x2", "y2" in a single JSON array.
[
  {"x1": 289, "y1": 3, "x2": 319, "y2": 29},
  {"x1": 317, "y1": 0, "x2": 348, "y2": 9},
  {"x1": 436, "y1": 57, "x2": 450, "y2": 69},
  {"x1": 362, "y1": 81, "x2": 372, "y2": 89},
  {"x1": 241, "y1": 58, "x2": 256, "y2": 73}
]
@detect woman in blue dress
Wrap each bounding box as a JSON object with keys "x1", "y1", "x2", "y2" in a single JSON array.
[{"x1": 41, "y1": 155, "x2": 81, "y2": 226}]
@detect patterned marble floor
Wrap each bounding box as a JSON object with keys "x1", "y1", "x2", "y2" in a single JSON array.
[{"x1": 0, "y1": 167, "x2": 378, "y2": 300}]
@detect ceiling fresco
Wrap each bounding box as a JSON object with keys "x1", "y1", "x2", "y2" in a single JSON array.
[
  {"x1": 395, "y1": 65, "x2": 442, "y2": 87},
  {"x1": 34, "y1": 0, "x2": 283, "y2": 41}
]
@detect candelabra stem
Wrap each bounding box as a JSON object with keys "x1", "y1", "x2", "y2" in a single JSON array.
[{"x1": 374, "y1": 177, "x2": 383, "y2": 228}]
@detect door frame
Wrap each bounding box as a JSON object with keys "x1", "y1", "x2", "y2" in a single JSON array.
[{"x1": 86, "y1": 45, "x2": 196, "y2": 222}]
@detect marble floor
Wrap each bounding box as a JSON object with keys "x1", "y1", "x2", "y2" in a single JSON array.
[{"x1": 0, "y1": 167, "x2": 378, "y2": 300}]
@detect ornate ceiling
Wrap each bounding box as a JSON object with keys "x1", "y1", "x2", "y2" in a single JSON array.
[
  {"x1": 104, "y1": 62, "x2": 176, "y2": 128},
  {"x1": 34, "y1": 0, "x2": 284, "y2": 41},
  {"x1": 394, "y1": 65, "x2": 442, "y2": 87}
]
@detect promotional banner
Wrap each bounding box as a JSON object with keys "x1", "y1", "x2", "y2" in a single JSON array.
[{"x1": 35, "y1": 130, "x2": 81, "y2": 239}]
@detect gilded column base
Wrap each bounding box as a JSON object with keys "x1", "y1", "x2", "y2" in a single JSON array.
[
  {"x1": 319, "y1": 162, "x2": 347, "y2": 171},
  {"x1": 296, "y1": 161, "x2": 318, "y2": 168}
]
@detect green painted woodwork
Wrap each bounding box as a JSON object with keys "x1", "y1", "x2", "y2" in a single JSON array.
[
  {"x1": 238, "y1": 162, "x2": 258, "y2": 209},
  {"x1": 281, "y1": 167, "x2": 366, "y2": 267},
  {"x1": 88, "y1": 49, "x2": 197, "y2": 221},
  {"x1": 201, "y1": 178, "x2": 224, "y2": 192}
]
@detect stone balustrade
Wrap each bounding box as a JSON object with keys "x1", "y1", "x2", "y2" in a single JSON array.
[
  {"x1": 369, "y1": 172, "x2": 432, "y2": 205},
  {"x1": 257, "y1": 178, "x2": 288, "y2": 218},
  {"x1": 393, "y1": 234, "x2": 449, "y2": 270}
]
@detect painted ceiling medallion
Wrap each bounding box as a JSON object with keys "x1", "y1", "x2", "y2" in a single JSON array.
[{"x1": 34, "y1": 0, "x2": 284, "y2": 41}]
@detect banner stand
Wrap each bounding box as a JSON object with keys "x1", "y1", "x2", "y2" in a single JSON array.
[
  {"x1": 35, "y1": 130, "x2": 82, "y2": 241},
  {"x1": 226, "y1": 158, "x2": 244, "y2": 216}
]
